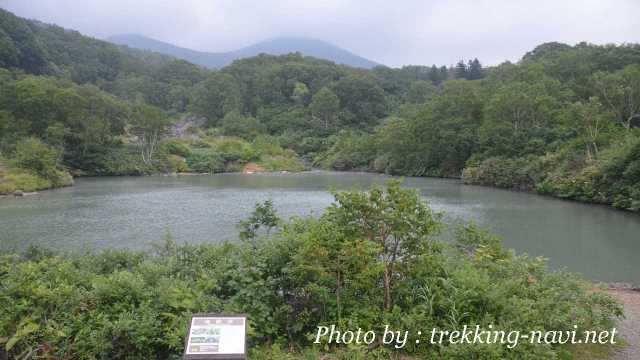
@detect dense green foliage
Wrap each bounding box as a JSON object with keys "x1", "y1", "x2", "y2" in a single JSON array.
[
  {"x1": 319, "y1": 45, "x2": 640, "y2": 211},
  {"x1": 0, "y1": 183, "x2": 622, "y2": 359},
  {"x1": 0, "y1": 6, "x2": 634, "y2": 360},
  {"x1": 1, "y1": 4, "x2": 639, "y2": 208}
]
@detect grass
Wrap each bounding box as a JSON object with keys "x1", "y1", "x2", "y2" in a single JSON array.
[
  {"x1": 0, "y1": 157, "x2": 73, "y2": 195},
  {"x1": 0, "y1": 168, "x2": 51, "y2": 194}
]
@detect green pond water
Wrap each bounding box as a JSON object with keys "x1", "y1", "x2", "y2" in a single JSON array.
[{"x1": 1, "y1": 171, "x2": 638, "y2": 284}]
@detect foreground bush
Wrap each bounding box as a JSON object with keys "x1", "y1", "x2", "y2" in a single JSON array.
[{"x1": 0, "y1": 183, "x2": 622, "y2": 359}]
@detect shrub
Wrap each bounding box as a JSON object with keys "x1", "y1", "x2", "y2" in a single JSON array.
[
  {"x1": 186, "y1": 149, "x2": 225, "y2": 173},
  {"x1": 162, "y1": 139, "x2": 192, "y2": 158},
  {"x1": 163, "y1": 154, "x2": 189, "y2": 173},
  {"x1": 213, "y1": 138, "x2": 257, "y2": 163},
  {"x1": 0, "y1": 169, "x2": 51, "y2": 194},
  {"x1": 260, "y1": 155, "x2": 308, "y2": 172},
  {"x1": 462, "y1": 156, "x2": 540, "y2": 190},
  {"x1": 1, "y1": 138, "x2": 73, "y2": 193},
  {"x1": 593, "y1": 136, "x2": 640, "y2": 211},
  {"x1": 12, "y1": 137, "x2": 61, "y2": 180},
  {"x1": 533, "y1": 135, "x2": 640, "y2": 211},
  {"x1": 317, "y1": 132, "x2": 377, "y2": 171},
  {"x1": 252, "y1": 136, "x2": 287, "y2": 157},
  {"x1": 220, "y1": 111, "x2": 265, "y2": 140}
]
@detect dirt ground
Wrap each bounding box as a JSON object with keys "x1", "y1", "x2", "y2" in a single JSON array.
[{"x1": 608, "y1": 290, "x2": 640, "y2": 360}]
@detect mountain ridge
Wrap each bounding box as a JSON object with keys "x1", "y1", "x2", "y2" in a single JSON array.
[{"x1": 106, "y1": 34, "x2": 381, "y2": 69}]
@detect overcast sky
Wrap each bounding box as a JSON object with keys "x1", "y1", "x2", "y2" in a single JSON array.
[{"x1": 2, "y1": 0, "x2": 639, "y2": 67}]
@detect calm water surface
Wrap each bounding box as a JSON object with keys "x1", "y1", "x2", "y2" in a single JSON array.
[{"x1": 1, "y1": 171, "x2": 639, "y2": 284}]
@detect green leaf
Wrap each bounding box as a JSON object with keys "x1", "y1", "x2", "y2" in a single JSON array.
[
  {"x1": 17, "y1": 322, "x2": 39, "y2": 337},
  {"x1": 5, "y1": 322, "x2": 39, "y2": 351},
  {"x1": 5, "y1": 336, "x2": 18, "y2": 351}
]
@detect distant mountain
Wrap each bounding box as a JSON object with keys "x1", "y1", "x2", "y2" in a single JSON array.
[{"x1": 106, "y1": 34, "x2": 381, "y2": 69}]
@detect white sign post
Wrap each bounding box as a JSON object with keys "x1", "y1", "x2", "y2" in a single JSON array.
[{"x1": 183, "y1": 314, "x2": 247, "y2": 360}]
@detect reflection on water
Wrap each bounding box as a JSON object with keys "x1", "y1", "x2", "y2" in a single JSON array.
[{"x1": 1, "y1": 171, "x2": 639, "y2": 284}]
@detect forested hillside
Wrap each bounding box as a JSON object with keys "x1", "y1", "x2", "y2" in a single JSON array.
[{"x1": 0, "y1": 8, "x2": 639, "y2": 211}]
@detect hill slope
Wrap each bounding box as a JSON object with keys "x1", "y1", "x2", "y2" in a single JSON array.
[
  {"x1": 0, "y1": 8, "x2": 172, "y2": 82},
  {"x1": 106, "y1": 34, "x2": 381, "y2": 69}
]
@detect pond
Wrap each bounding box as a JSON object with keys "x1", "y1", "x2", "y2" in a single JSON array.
[{"x1": 1, "y1": 171, "x2": 639, "y2": 284}]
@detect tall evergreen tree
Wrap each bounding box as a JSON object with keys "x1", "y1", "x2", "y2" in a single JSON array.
[
  {"x1": 428, "y1": 65, "x2": 441, "y2": 85},
  {"x1": 467, "y1": 58, "x2": 484, "y2": 80},
  {"x1": 454, "y1": 60, "x2": 468, "y2": 79},
  {"x1": 439, "y1": 65, "x2": 449, "y2": 82}
]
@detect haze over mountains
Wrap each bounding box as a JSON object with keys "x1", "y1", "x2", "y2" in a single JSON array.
[{"x1": 107, "y1": 34, "x2": 381, "y2": 69}]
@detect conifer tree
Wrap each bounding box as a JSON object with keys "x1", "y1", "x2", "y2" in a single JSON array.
[
  {"x1": 467, "y1": 58, "x2": 484, "y2": 80},
  {"x1": 454, "y1": 60, "x2": 468, "y2": 79}
]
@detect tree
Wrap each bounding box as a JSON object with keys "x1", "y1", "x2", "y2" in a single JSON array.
[
  {"x1": 293, "y1": 217, "x2": 379, "y2": 324},
  {"x1": 328, "y1": 181, "x2": 442, "y2": 311},
  {"x1": 439, "y1": 66, "x2": 449, "y2": 82},
  {"x1": 592, "y1": 65, "x2": 640, "y2": 131},
  {"x1": 238, "y1": 200, "x2": 281, "y2": 247},
  {"x1": 467, "y1": 58, "x2": 484, "y2": 80},
  {"x1": 320, "y1": 131, "x2": 377, "y2": 171},
  {"x1": 290, "y1": 81, "x2": 309, "y2": 105},
  {"x1": 479, "y1": 76, "x2": 568, "y2": 157},
  {"x1": 220, "y1": 110, "x2": 265, "y2": 140},
  {"x1": 12, "y1": 137, "x2": 61, "y2": 179},
  {"x1": 454, "y1": 60, "x2": 467, "y2": 79},
  {"x1": 566, "y1": 98, "x2": 615, "y2": 160},
  {"x1": 188, "y1": 72, "x2": 241, "y2": 126},
  {"x1": 154, "y1": 59, "x2": 204, "y2": 86},
  {"x1": 309, "y1": 86, "x2": 339, "y2": 129},
  {"x1": 130, "y1": 103, "x2": 169, "y2": 166},
  {"x1": 383, "y1": 80, "x2": 483, "y2": 176},
  {"x1": 0, "y1": 111, "x2": 20, "y2": 153},
  {"x1": 522, "y1": 41, "x2": 573, "y2": 62},
  {"x1": 406, "y1": 80, "x2": 436, "y2": 103},
  {"x1": 428, "y1": 65, "x2": 441, "y2": 85},
  {"x1": 0, "y1": 9, "x2": 49, "y2": 74},
  {"x1": 376, "y1": 116, "x2": 413, "y2": 173},
  {"x1": 61, "y1": 84, "x2": 128, "y2": 157},
  {"x1": 333, "y1": 75, "x2": 386, "y2": 127},
  {"x1": 8, "y1": 76, "x2": 62, "y2": 136}
]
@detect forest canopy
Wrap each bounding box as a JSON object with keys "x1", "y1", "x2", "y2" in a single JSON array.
[{"x1": 0, "y1": 7, "x2": 639, "y2": 211}]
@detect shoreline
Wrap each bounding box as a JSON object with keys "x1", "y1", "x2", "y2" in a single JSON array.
[
  {"x1": 326, "y1": 168, "x2": 640, "y2": 215},
  {"x1": 0, "y1": 168, "x2": 312, "y2": 198},
  {"x1": 2, "y1": 169, "x2": 638, "y2": 216}
]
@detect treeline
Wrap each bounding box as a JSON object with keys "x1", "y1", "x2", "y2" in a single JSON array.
[
  {"x1": 0, "y1": 8, "x2": 467, "y2": 194},
  {"x1": 0, "y1": 183, "x2": 622, "y2": 359},
  {"x1": 1, "y1": 7, "x2": 639, "y2": 211},
  {"x1": 320, "y1": 43, "x2": 640, "y2": 211}
]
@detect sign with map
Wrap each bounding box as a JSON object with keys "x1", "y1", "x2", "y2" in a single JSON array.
[{"x1": 184, "y1": 315, "x2": 247, "y2": 359}]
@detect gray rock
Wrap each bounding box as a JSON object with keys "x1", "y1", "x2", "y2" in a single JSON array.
[{"x1": 169, "y1": 114, "x2": 207, "y2": 139}]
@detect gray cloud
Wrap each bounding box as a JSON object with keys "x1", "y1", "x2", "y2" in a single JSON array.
[{"x1": 2, "y1": 0, "x2": 639, "y2": 67}]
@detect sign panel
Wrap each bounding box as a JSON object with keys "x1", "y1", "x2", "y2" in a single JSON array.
[{"x1": 184, "y1": 314, "x2": 247, "y2": 359}]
